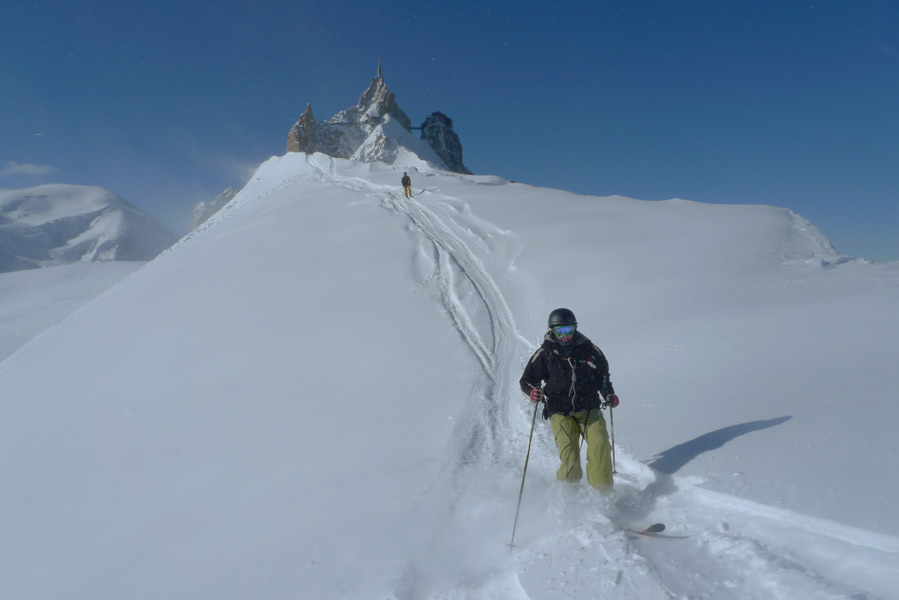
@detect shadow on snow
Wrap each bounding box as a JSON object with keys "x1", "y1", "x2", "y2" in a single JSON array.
[
  {"x1": 648, "y1": 416, "x2": 793, "y2": 476},
  {"x1": 615, "y1": 416, "x2": 792, "y2": 522}
]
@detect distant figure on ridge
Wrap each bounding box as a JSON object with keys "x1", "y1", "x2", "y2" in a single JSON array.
[{"x1": 401, "y1": 172, "x2": 412, "y2": 198}]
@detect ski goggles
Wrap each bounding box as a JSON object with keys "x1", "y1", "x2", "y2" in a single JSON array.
[{"x1": 552, "y1": 325, "x2": 576, "y2": 337}]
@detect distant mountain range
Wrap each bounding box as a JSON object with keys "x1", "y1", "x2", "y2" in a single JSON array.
[{"x1": 0, "y1": 184, "x2": 177, "y2": 273}]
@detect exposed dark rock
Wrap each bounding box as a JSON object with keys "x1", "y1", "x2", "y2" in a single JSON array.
[{"x1": 420, "y1": 112, "x2": 471, "y2": 175}]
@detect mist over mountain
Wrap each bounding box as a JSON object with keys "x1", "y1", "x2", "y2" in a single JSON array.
[
  {"x1": 190, "y1": 187, "x2": 238, "y2": 230},
  {"x1": 0, "y1": 184, "x2": 176, "y2": 273}
]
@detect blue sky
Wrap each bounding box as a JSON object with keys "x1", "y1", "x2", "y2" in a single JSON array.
[{"x1": 2, "y1": 1, "x2": 897, "y2": 261}]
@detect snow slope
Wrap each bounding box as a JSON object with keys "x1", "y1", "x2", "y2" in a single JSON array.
[
  {"x1": 0, "y1": 153, "x2": 897, "y2": 599},
  {"x1": 0, "y1": 262, "x2": 142, "y2": 361}
]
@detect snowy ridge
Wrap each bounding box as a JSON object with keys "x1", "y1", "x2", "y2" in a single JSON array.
[
  {"x1": 303, "y1": 153, "x2": 525, "y2": 477},
  {"x1": 1, "y1": 154, "x2": 897, "y2": 599}
]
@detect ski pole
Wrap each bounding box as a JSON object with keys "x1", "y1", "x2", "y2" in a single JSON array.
[
  {"x1": 509, "y1": 399, "x2": 540, "y2": 554},
  {"x1": 609, "y1": 403, "x2": 617, "y2": 474}
]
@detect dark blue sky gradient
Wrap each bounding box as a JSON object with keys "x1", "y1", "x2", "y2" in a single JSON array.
[{"x1": 2, "y1": 1, "x2": 897, "y2": 260}]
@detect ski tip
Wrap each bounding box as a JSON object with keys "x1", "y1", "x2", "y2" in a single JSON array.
[{"x1": 621, "y1": 522, "x2": 667, "y2": 536}]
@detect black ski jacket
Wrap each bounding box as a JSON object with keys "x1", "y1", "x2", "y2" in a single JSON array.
[
  {"x1": 402, "y1": 175, "x2": 411, "y2": 187},
  {"x1": 519, "y1": 331, "x2": 615, "y2": 418}
]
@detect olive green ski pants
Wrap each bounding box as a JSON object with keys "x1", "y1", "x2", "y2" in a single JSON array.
[{"x1": 550, "y1": 409, "x2": 613, "y2": 492}]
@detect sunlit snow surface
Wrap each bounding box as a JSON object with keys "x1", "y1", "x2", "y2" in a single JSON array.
[
  {"x1": 0, "y1": 262, "x2": 143, "y2": 362},
  {"x1": 1, "y1": 152, "x2": 897, "y2": 599}
]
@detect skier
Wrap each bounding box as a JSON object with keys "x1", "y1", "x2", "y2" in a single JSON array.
[
  {"x1": 519, "y1": 308, "x2": 619, "y2": 492},
  {"x1": 401, "y1": 172, "x2": 412, "y2": 198}
]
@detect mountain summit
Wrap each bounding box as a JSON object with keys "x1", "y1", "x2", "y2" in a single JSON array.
[
  {"x1": 0, "y1": 184, "x2": 176, "y2": 273},
  {"x1": 287, "y1": 65, "x2": 470, "y2": 173}
]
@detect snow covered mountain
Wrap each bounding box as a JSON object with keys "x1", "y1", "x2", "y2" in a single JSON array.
[
  {"x1": 0, "y1": 184, "x2": 176, "y2": 273},
  {"x1": 287, "y1": 68, "x2": 469, "y2": 173},
  {"x1": 190, "y1": 186, "x2": 238, "y2": 230},
  {"x1": 1, "y1": 153, "x2": 897, "y2": 599}
]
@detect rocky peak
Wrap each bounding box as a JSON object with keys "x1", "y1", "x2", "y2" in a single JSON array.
[
  {"x1": 334, "y1": 76, "x2": 412, "y2": 132},
  {"x1": 286, "y1": 65, "x2": 470, "y2": 174},
  {"x1": 420, "y1": 112, "x2": 471, "y2": 175},
  {"x1": 287, "y1": 105, "x2": 317, "y2": 154},
  {"x1": 190, "y1": 187, "x2": 238, "y2": 230},
  {"x1": 299, "y1": 103, "x2": 315, "y2": 126}
]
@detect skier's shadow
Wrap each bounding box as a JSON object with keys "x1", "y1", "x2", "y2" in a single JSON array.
[{"x1": 615, "y1": 416, "x2": 792, "y2": 520}]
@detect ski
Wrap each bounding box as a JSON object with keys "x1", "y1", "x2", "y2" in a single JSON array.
[
  {"x1": 622, "y1": 522, "x2": 666, "y2": 535},
  {"x1": 621, "y1": 522, "x2": 689, "y2": 539}
]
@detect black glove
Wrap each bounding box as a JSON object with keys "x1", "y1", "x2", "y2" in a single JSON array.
[{"x1": 603, "y1": 393, "x2": 619, "y2": 408}]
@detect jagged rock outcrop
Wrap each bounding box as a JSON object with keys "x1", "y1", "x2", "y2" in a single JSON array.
[
  {"x1": 286, "y1": 105, "x2": 315, "y2": 154},
  {"x1": 190, "y1": 187, "x2": 238, "y2": 230},
  {"x1": 286, "y1": 67, "x2": 471, "y2": 174},
  {"x1": 333, "y1": 76, "x2": 413, "y2": 132},
  {"x1": 420, "y1": 112, "x2": 471, "y2": 175},
  {"x1": 287, "y1": 75, "x2": 413, "y2": 160},
  {"x1": 286, "y1": 104, "x2": 359, "y2": 157}
]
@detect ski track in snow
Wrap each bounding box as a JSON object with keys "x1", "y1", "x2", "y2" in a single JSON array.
[
  {"x1": 304, "y1": 157, "x2": 898, "y2": 600},
  {"x1": 306, "y1": 156, "x2": 525, "y2": 468}
]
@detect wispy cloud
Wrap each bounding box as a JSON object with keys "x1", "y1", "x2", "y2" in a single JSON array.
[{"x1": 0, "y1": 161, "x2": 59, "y2": 178}]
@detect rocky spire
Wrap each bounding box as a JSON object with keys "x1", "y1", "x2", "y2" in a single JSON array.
[
  {"x1": 420, "y1": 112, "x2": 471, "y2": 174},
  {"x1": 284, "y1": 66, "x2": 471, "y2": 174},
  {"x1": 338, "y1": 75, "x2": 412, "y2": 132},
  {"x1": 286, "y1": 104, "x2": 316, "y2": 153}
]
